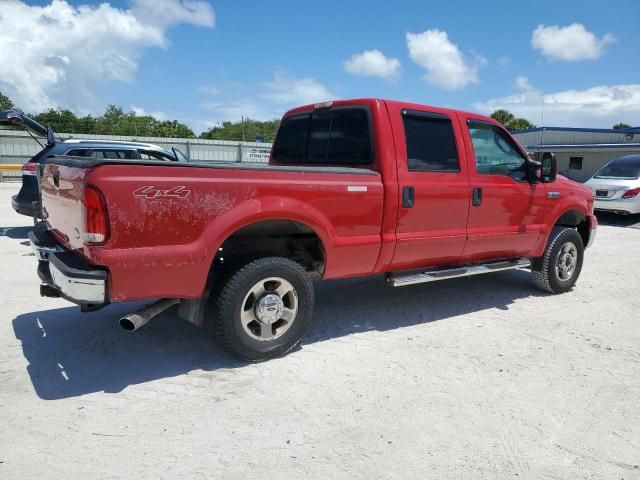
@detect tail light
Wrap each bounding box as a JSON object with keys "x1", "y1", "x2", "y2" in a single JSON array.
[
  {"x1": 622, "y1": 187, "x2": 640, "y2": 199},
  {"x1": 83, "y1": 186, "x2": 109, "y2": 244},
  {"x1": 22, "y1": 162, "x2": 38, "y2": 176}
]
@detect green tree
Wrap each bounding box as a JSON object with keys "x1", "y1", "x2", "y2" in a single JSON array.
[
  {"x1": 490, "y1": 109, "x2": 535, "y2": 131},
  {"x1": 32, "y1": 108, "x2": 81, "y2": 133},
  {"x1": 613, "y1": 122, "x2": 632, "y2": 129},
  {"x1": 508, "y1": 117, "x2": 536, "y2": 131},
  {"x1": 200, "y1": 118, "x2": 279, "y2": 142},
  {"x1": 490, "y1": 109, "x2": 515, "y2": 127},
  {"x1": 0, "y1": 93, "x2": 197, "y2": 138},
  {"x1": 0, "y1": 90, "x2": 14, "y2": 111},
  {"x1": 151, "y1": 120, "x2": 195, "y2": 138}
]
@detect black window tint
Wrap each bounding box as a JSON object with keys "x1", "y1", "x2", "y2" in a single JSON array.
[
  {"x1": 307, "y1": 111, "x2": 331, "y2": 162},
  {"x1": 403, "y1": 114, "x2": 459, "y2": 172},
  {"x1": 65, "y1": 149, "x2": 89, "y2": 157},
  {"x1": 272, "y1": 114, "x2": 310, "y2": 163},
  {"x1": 92, "y1": 149, "x2": 138, "y2": 159},
  {"x1": 328, "y1": 108, "x2": 371, "y2": 164},
  {"x1": 273, "y1": 108, "x2": 372, "y2": 165}
]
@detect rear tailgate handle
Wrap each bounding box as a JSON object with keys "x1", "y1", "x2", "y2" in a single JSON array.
[
  {"x1": 53, "y1": 170, "x2": 60, "y2": 188},
  {"x1": 402, "y1": 186, "x2": 415, "y2": 208},
  {"x1": 472, "y1": 187, "x2": 482, "y2": 206}
]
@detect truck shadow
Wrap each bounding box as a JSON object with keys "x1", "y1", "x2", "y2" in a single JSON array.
[{"x1": 13, "y1": 270, "x2": 542, "y2": 400}]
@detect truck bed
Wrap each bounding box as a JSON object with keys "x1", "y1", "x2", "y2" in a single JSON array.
[{"x1": 40, "y1": 156, "x2": 385, "y2": 302}]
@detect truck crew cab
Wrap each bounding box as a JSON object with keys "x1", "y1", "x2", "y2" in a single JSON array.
[{"x1": 30, "y1": 99, "x2": 596, "y2": 361}]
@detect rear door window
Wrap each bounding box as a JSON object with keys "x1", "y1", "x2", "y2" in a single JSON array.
[
  {"x1": 272, "y1": 107, "x2": 372, "y2": 165},
  {"x1": 402, "y1": 112, "x2": 459, "y2": 172},
  {"x1": 91, "y1": 149, "x2": 140, "y2": 160},
  {"x1": 64, "y1": 149, "x2": 90, "y2": 157},
  {"x1": 139, "y1": 150, "x2": 174, "y2": 161}
]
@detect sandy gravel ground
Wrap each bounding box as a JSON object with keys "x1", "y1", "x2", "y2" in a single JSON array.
[{"x1": 0, "y1": 183, "x2": 639, "y2": 479}]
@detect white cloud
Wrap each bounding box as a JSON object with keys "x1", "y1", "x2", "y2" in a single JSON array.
[
  {"x1": 531, "y1": 23, "x2": 615, "y2": 61},
  {"x1": 343, "y1": 49, "x2": 401, "y2": 80},
  {"x1": 131, "y1": 0, "x2": 215, "y2": 29},
  {"x1": 199, "y1": 72, "x2": 334, "y2": 129},
  {"x1": 131, "y1": 105, "x2": 168, "y2": 120},
  {"x1": 474, "y1": 79, "x2": 640, "y2": 128},
  {"x1": 198, "y1": 84, "x2": 220, "y2": 95},
  {"x1": 261, "y1": 72, "x2": 333, "y2": 106},
  {"x1": 406, "y1": 29, "x2": 483, "y2": 90},
  {"x1": 0, "y1": 0, "x2": 214, "y2": 113},
  {"x1": 515, "y1": 75, "x2": 534, "y2": 92}
]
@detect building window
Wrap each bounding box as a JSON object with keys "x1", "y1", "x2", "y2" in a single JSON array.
[{"x1": 569, "y1": 157, "x2": 583, "y2": 170}]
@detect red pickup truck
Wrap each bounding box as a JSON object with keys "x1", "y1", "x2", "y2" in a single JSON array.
[{"x1": 31, "y1": 98, "x2": 596, "y2": 360}]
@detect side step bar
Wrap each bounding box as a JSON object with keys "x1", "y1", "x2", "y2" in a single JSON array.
[{"x1": 388, "y1": 259, "x2": 531, "y2": 287}]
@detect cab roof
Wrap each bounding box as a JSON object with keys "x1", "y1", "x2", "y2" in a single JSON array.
[{"x1": 283, "y1": 98, "x2": 496, "y2": 124}]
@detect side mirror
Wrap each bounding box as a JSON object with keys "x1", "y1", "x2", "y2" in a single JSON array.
[
  {"x1": 526, "y1": 158, "x2": 542, "y2": 183},
  {"x1": 540, "y1": 152, "x2": 557, "y2": 183}
]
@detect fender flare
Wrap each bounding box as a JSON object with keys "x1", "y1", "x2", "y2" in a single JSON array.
[{"x1": 200, "y1": 195, "x2": 335, "y2": 269}]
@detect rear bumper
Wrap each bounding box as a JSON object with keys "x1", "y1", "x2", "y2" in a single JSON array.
[
  {"x1": 594, "y1": 197, "x2": 640, "y2": 215},
  {"x1": 29, "y1": 229, "x2": 107, "y2": 305},
  {"x1": 11, "y1": 195, "x2": 34, "y2": 217},
  {"x1": 586, "y1": 214, "x2": 597, "y2": 249}
]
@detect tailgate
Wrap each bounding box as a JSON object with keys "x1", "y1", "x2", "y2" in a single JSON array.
[{"x1": 40, "y1": 161, "x2": 88, "y2": 252}]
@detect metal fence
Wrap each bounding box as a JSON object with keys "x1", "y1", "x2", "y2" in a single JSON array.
[{"x1": 0, "y1": 129, "x2": 273, "y2": 181}]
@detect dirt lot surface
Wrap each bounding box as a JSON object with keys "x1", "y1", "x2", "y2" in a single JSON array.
[{"x1": 1, "y1": 183, "x2": 639, "y2": 479}]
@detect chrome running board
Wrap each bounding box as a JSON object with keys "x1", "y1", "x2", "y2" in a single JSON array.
[{"x1": 388, "y1": 259, "x2": 531, "y2": 287}]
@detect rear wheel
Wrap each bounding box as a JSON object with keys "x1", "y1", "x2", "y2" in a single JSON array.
[
  {"x1": 207, "y1": 257, "x2": 314, "y2": 361},
  {"x1": 531, "y1": 227, "x2": 584, "y2": 294}
]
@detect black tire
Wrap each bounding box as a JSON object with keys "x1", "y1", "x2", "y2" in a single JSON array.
[
  {"x1": 531, "y1": 226, "x2": 584, "y2": 294},
  {"x1": 207, "y1": 257, "x2": 314, "y2": 361}
]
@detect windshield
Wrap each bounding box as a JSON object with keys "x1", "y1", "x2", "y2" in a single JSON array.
[{"x1": 594, "y1": 161, "x2": 640, "y2": 180}]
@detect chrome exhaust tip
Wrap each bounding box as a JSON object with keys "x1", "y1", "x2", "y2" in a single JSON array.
[{"x1": 119, "y1": 299, "x2": 179, "y2": 332}]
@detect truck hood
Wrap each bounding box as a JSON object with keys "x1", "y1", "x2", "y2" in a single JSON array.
[{"x1": 0, "y1": 110, "x2": 55, "y2": 144}]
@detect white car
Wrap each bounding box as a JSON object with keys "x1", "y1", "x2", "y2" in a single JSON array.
[{"x1": 586, "y1": 155, "x2": 640, "y2": 215}]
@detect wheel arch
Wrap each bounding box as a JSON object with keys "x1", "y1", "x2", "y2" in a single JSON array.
[
  {"x1": 203, "y1": 196, "x2": 335, "y2": 280},
  {"x1": 553, "y1": 207, "x2": 592, "y2": 248},
  {"x1": 215, "y1": 218, "x2": 327, "y2": 275}
]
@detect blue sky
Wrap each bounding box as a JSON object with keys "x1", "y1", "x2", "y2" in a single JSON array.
[{"x1": 2, "y1": 0, "x2": 639, "y2": 133}]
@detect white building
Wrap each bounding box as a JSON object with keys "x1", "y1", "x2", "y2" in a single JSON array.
[{"x1": 512, "y1": 127, "x2": 640, "y2": 182}]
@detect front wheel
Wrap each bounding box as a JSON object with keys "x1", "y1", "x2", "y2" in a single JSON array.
[
  {"x1": 531, "y1": 226, "x2": 584, "y2": 294},
  {"x1": 207, "y1": 257, "x2": 315, "y2": 361}
]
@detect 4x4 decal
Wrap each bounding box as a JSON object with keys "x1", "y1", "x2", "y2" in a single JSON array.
[{"x1": 133, "y1": 185, "x2": 191, "y2": 199}]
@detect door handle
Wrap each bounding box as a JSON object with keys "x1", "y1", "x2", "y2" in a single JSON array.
[
  {"x1": 472, "y1": 186, "x2": 482, "y2": 206},
  {"x1": 402, "y1": 186, "x2": 415, "y2": 208}
]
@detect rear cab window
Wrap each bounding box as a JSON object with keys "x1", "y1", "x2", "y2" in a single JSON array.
[{"x1": 272, "y1": 107, "x2": 373, "y2": 166}]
